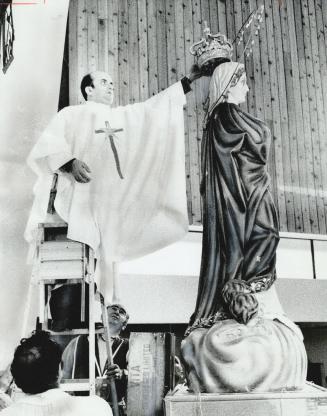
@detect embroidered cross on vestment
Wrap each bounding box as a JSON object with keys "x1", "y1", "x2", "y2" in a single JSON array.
[{"x1": 95, "y1": 121, "x2": 124, "y2": 179}]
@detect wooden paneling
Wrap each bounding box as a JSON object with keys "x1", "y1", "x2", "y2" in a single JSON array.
[
  {"x1": 68, "y1": 0, "x2": 327, "y2": 233},
  {"x1": 138, "y1": 0, "x2": 149, "y2": 101}
]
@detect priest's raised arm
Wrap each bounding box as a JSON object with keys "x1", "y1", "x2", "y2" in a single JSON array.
[{"x1": 25, "y1": 68, "x2": 202, "y2": 303}]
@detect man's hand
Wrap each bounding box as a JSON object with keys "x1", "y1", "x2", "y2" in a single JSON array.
[
  {"x1": 187, "y1": 64, "x2": 203, "y2": 83},
  {"x1": 71, "y1": 159, "x2": 92, "y2": 183},
  {"x1": 105, "y1": 364, "x2": 123, "y2": 380}
]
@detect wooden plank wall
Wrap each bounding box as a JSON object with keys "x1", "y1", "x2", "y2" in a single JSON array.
[{"x1": 68, "y1": 0, "x2": 327, "y2": 234}]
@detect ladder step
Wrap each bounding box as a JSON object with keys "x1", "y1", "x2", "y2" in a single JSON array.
[
  {"x1": 38, "y1": 278, "x2": 85, "y2": 285},
  {"x1": 39, "y1": 260, "x2": 84, "y2": 279},
  {"x1": 41, "y1": 222, "x2": 68, "y2": 228},
  {"x1": 40, "y1": 241, "x2": 84, "y2": 261},
  {"x1": 48, "y1": 328, "x2": 104, "y2": 336},
  {"x1": 60, "y1": 379, "x2": 91, "y2": 392}
]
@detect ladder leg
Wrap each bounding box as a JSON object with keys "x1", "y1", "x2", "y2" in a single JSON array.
[
  {"x1": 35, "y1": 227, "x2": 43, "y2": 325},
  {"x1": 81, "y1": 280, "x2": 85, "y2": 323},
  {"x1": 43, "y1": 284, "x2": 51, "y2": 330},
  {"x1": 81, "y1": 244, "x2": 86, "y2": 323},
  {"x1": 39, "y1": 282, "x2": 45, "y2": 324},
  {"x1": 22, "y1": 277, "x2": 34, "y2": 337},
  {"x1": 88, "y1": 248, "x2": 96, "y2": 396},
  {"x1": 112, "y1": 262, "x2": 121, "y2": 304},
  {"x1": 101, "y1": 302, "x2": 120, "y2": 416}
]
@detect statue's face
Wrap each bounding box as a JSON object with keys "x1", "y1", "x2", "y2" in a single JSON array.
[
  {"x1": 227, "y1": 73, "x2": 249, "y2": 105},
  {"x1": 87, "y1": 71, "x2": 114, "y2": 105}
]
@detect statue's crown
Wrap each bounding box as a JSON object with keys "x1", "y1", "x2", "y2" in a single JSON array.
[
  {"x1": 190, "y1": 6, "x2": 265, "y2": 72},
  {"x1": 190, "y1": 23, "x2": 233, "y2": 68}
]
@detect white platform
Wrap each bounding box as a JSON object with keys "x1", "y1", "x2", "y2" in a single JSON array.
[{"x1": 164, "y1": 383, "x2": 327, "y2": 416}]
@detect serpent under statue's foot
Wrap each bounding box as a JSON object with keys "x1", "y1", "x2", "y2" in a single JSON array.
[{"x1": 181, "y1": 316, "x2": 307, "y2": 393}]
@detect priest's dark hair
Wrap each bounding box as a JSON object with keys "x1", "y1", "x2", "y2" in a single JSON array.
[
  {"x1": 11, "y1": 330, "x2": 62, "y2": 394},
  {"x1": 80, "y1": 73, "x2": 94, "y2": 101}
]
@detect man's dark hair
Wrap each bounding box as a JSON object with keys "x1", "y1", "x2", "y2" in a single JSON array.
[
  {"x1": 80, "y1": 73, "x2": 94, "y2": 101},
  {"x1": 11, "y1": 331, "x2": 62, "y2": 394}
]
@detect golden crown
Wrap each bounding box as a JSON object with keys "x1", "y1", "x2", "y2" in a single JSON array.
[
  {"x1": 190, "y1": 5, "x2": 265, "y2": 73},
  {"x1": 190, "y1": 22, "x2": 233, "y2": 69}
]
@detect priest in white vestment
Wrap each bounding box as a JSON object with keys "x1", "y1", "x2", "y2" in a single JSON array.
[{"x1": 25, "y1": 69, "x2": 200, "y2": 302}]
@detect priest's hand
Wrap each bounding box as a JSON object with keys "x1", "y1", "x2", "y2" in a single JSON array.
[
  {"x1": 187, "y1": 64, "x2": 202, "y2": 83},
  {"x1": 105, "y1": 364, "x2": 123, "y2": 380},
  {"x1": 71, "y1": 159, "x2": 92, "y2": 183}
]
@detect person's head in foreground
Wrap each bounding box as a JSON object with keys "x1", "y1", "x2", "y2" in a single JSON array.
[
  {"x1": 6, "y1": 330, "x2": 112, "y2": 415},
  {"x1": 10, "y1": 331, "x2": 62, "y2": 394}
]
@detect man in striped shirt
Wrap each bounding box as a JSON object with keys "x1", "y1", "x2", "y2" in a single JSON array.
[{"x1": 62, "y1": 304, "x2": 129, "y2": 415}]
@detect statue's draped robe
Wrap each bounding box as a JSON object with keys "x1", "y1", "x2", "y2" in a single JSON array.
[
  {"x1": 25, "y1": 83, "x2": 188, "y2": 301},
  {"x1": 191, "y1": 102, "x2": 279, "y2": 325},
  {"x1": 182, "y1": 102, "x2": 307, "y2": 393}
]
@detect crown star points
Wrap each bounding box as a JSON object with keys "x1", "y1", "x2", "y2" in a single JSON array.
[{"x1": 190, "y1": 23, "x2": 233, "y2": 72}]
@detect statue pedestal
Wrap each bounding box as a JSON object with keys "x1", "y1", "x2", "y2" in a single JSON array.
[{"x1": 164, "y1": 383, "x2": 327, "y2": 416}]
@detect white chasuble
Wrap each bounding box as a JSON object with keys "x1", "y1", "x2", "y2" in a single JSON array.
[{"x1": 25, "y1": 82, "x2": 188, "y2": 302}]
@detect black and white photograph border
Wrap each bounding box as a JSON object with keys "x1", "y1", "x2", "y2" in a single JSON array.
[{"x1": 1, "y1": 1, "x2": 327, "y2": 415}]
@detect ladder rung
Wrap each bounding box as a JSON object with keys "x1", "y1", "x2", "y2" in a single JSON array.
[
  {"x1": 39, "y1": 260, "x2": 83, "y2": 279},
  {"x1": 39, "y1": 277, "x2": 85, "y2": 283},
  {"x1": 38, "y1": 278, "x2": 85, "y2": 285},
  {"x1": 40, "y1": 222, "x2": 68, "y2": 228},
  {"x1": 39, "y1": 276, "x2": 85, "y2": 282},
  {"x1": 40, "y1": 245, "x2": 84, "y2": 261},
  {"x1": 48, "y1": 328, "x2": 104, "y2": 336},
  {"x1": 60, "y1": 380, "x2": 90, "y2": 392}
]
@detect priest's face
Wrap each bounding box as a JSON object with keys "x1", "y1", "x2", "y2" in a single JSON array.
[{"x1": 87, "y1": 71, "x2": 114, "y2": 105}]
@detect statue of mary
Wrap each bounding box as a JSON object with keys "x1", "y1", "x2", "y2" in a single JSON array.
[{"x1": 182, "y1": 62, "x2": 307, "y2": 393}]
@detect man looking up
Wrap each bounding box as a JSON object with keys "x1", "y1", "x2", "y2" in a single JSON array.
[
  {"x1": 62, "y1": 304, "x2": 129, "y2": 415},
  {"x1": 25, "y1": 67, "x2": 202, "y2": 303}
]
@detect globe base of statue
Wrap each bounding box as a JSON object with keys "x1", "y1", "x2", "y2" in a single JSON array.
[{"x1": 181, "y1": 285, "x2": 307, "y2": 393}]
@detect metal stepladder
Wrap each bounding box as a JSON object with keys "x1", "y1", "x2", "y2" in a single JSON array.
[{"x1": 35, "y1": 221, "x2": 97, "y2": 395}]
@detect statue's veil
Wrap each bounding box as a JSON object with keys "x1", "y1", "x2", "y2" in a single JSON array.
[{"x1": 207, "y1": 61, "x2": 244, "y2": 116}]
